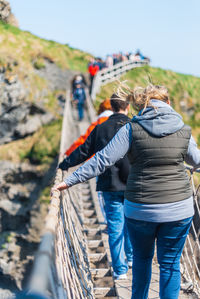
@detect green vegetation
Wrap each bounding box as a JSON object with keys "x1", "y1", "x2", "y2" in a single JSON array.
[
  {"x1": 19, "y1": 119, "x2": 62, "y2": 165},
  {"x1": 0, "y1": 232, "x2": 15, "y2": 249},
  {"x1": 44, "y1": 91, "x2": 64, "y2": 113},
  {"x1": 0, "y1": 118, "x2": 62, "y2": 169},
  {"x1": 0, "y1": 21, "x2": 91, "y2": 72},
  {"x1": 39, "y1": 186, "x2": 51, "y2": 204},
  {"x1": 33, "y1": 57, "x2": 46, "y2": 70},
  {"x1": 96, "y1": 65, "x2": 200, "y2": 144}
]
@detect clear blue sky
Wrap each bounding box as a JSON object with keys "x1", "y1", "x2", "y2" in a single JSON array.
[{"x1": 10, "y1": 0, "x2": 200, "y2": 77}]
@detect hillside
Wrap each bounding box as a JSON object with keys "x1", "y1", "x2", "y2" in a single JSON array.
[
  {"x1": 0, "y1": 21, "x2": 90, "y2": 71},
  {"x1": 96, "y1": 65, "x2": 200, "y2": 145},
  {"x1": 0, "y1": 21, "x2": 91, "y2": 295},
  {"x1": 0, "y1": 21, "x2": 91, "y2": 164}
]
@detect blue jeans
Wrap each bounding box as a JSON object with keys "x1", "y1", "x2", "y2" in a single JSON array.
[
  {"x1": 103, "y1": 191, "x2": 133, "y2": 275},
  {"x1": 126, "y1": 216, "x2": 193, "y2": 299},
  {"x1": 77, "y1": 103, "x2": 84, "y2": 120}
]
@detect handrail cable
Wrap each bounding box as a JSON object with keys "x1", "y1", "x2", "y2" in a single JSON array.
[
  {"x1": 25, "y1": 90, "x2": 94, "y2": 298},
  {"x1": 180, "y1": 166, "x2": 200, "y2": 296}
]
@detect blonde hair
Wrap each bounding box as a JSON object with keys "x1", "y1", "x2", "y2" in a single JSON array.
[{"x1": 116, "y1": 82, "x2": 169, "y2": 113}]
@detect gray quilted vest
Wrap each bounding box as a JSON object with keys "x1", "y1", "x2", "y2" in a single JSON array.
[{"x1": 125, "y1": 122, "x2": 192, "y2": 204}]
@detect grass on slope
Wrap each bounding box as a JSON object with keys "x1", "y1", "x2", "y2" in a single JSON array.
[
  {"x1": 0, "y1": 21, "x2": 91, "y2": 72},
  {"x1": 0, "y1": 21, "x2": 91, "y2": 167},
  {"x1": 0, "y1": 119, "x2": 62, "y2": 170},
  {"x1": 0, "y1": 21, "x2": 91, "y2": 109},
  {"x1": 96, "y1": 65, "x2": 200, "y2": 145}
]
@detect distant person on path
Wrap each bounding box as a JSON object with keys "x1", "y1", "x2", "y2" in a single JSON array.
[
  {"x1": 71, "y1": 74, "x2": 87, "y2": 94},
  {"x1": 105, "y1": 55, "x2": 113, "y2": 68},
  {"x1": 58, "y1": 94, "x2": 133, "y2": 280},
  {"x1": 72, "y1": 79, "x2": 86, "y2": 121},
  {"x1": 88, "y1": 58, "x2": 99, "y2": 95},
  {"x1": 53, "y1": 84, "x2": 200, "y2": 298},
  {"x1": 96, "y1": 57, "x2": 105, "y2": 70},
  {"x1": 121, "y1": 54, "x2": 128, "y2": 62},
  {"x1": 113, "y1": 53, "x2": 118, "y2": 65}
]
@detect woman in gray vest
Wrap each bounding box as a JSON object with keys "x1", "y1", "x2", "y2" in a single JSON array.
[{"x1": 53, "y1": 84, "x2": 200, "y2": 299}]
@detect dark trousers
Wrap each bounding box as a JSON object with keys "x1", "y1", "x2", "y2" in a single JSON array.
[
  {"x1": 77, "y1": 103, "x2": 84, "y2": 121},
  {"x1": 89, "y1": 75, "x2": 94, "y2": 95}
]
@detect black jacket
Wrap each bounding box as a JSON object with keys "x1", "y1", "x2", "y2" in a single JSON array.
[{"x1": 60, "y1": 113, "x2": 131, "y2": 191}]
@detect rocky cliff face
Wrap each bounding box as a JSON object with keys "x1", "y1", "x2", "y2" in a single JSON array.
[
  {"x1": 0, "y1": 159, "x2": 57, "y2": 296},
  {"x1": 0, "y1": 48, "x2": 77, "y2": 298},
  {"x1": 0, "y1": 0, "x2": 18, "y2": 26},
  {"x1": 0, "y1": 61, "x2": 77, "y2": 296},
  {"x1": 0, "y1": 72, "x2": 54, "y2": 145},
  {"x1": 0, "y1": 161, "x2": 41, "y2": 293},
  {"x1": 0, "y1": 3, "x2": 90, "y2": 294}
]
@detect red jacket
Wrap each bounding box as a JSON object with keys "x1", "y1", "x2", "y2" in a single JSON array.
[{"x1": 88, "y1": 64, "x2": 99, "y2": 76}]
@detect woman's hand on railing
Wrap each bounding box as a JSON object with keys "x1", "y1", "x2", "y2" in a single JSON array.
[{"x1": 51, "y1": 182, "x2": 69, "y2": 194}]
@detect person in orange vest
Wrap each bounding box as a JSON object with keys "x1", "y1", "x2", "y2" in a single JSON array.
[
  {"x1": 63, "y1": 98, "x2": 113, "y2": 224},
  {"x1": 65, "y1": 99, "x2": 113, "y2": 156}
]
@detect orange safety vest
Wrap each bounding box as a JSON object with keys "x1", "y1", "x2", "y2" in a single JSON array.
[{"x1": 65, "y1": 116, "x2": 109, "y2": 156}]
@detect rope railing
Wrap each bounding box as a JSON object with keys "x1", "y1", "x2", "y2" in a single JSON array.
[
  {"x1": 24, "y1": 91, "x2": 94, "y2": 298},
  {"x1": 181, "y1": 166, "x2": 200, "y2": 296},
  {"x1": 91, "y1": 59, "x2": 149, "y2": 101}
]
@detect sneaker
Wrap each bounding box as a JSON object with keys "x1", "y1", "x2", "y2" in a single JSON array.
[
  {"x1": 128, "y1": 261, "x2": 133, "y2": 268},
  {"x1": 113, "y1": 272, "x2": 128, "y2": 280}
]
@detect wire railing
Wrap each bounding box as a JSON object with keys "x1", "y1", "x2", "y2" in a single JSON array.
[{"x1": 181, "y1": 166, "x2": 200, "y2": 296}]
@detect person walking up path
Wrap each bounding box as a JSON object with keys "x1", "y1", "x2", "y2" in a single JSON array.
[
  {"x1": 53, "y1": 84, "x2": 200, "y2": 298},
  {"x1": 58, "y1": 94, "x2": 133, "y2": 279},
  {"x1": 71, "y1": 74, "x2": 87, "y2": 95},
  {"x1": 88, "y1": 58, "x2": 99, "y2": 95},
  {"x1": 72, "y1": 78, "x2": 86, "y2": 121}
]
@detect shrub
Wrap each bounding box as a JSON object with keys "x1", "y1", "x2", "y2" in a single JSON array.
[{"x1": 33, "y1": 58, "x2": 46, "y2": 70}]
